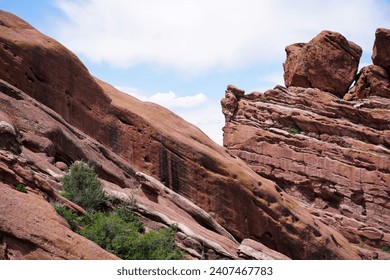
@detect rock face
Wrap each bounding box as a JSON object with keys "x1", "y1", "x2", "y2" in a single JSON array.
[
  {"x1": 222, "y1": 29, "x2": 390, "y2": 258},
  {"x1": 372, "y1": 28, "x2": 390, "y2": 72},
  {"x1": 0, "y1": 10, "x2": 366, "y2": 260},
  {"x1": 345, "y1": 65, "x2": 390, "y2": 100},
  {"x1": 283, "y1": 30, "x2": 362, "y2": 97}
]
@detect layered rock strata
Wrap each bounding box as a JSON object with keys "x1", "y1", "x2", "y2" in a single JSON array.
[
  {"x1": 0, "y1": 10, "x2": 363, "y2": 259},
  {"x1": 222, "y1": 30, "x2": 390, "y2": 258}
]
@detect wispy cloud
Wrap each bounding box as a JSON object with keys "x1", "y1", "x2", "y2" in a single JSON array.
[
  {"x1": 115, "y1": 85, "x2": 221, "y2": 143},
  {"x1": 55, "y1": 0, "x2": 390, "y2": 74},
  {"x1": 115, "y1": 86, "x2": 207, "y2": 109}
]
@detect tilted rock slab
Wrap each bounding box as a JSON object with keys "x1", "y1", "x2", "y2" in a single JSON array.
[
  {"x1": 0, "y1": 10, "x2": 362, "y2": 259},
  {"x1": 222, "y1": 85, "x2": 390, "y2": 256}
]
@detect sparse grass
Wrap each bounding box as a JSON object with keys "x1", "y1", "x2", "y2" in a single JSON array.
[
  {"x1": 260, "y1": 98, "x2": 268, "y2": 103},
  {"x1": 289, "y1": 125, "x2": 301, "y2": 135},
  {"x1": 15, "y1": 183, "x2": 27, "y2": 193},
  {"x1": 382, "y1": 245, "x2": 390, "y2": 252}
]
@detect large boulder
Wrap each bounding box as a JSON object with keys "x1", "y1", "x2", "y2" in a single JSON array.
[
  {"x1": 372, "y1": 28, "x2": 390, "y2": 72},
  {"x1": 283, "y1": 30, "x2": 362, "y2": 97}
]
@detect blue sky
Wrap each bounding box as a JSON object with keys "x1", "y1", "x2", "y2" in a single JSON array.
[{"x1": 1, "y1": 0, "x2": 390, "y2": 144}]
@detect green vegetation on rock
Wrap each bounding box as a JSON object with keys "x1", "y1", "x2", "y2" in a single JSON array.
[
  {"x1": 56, "y1": 161, "x2": 183, "y2": 260},
  {"x1": 15, "y1": 183, "x2": 27, "y2": 193},
  {"x1": 289, "y1": 125, "x2": 301, "y2": 135},
  {"x1": 61, "y1": 161, "x2": 105, "y2": 211}
]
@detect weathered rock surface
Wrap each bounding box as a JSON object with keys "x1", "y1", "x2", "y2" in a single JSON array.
[
  {"x1": 222, "y1": 85, "x2": 390, "y2": 257},
  {"x1": 237, "y1": 239, "x2": 291, "y2": 260},
  {"x1": 345, "y1": 65, "x2": 390, "y2": 100},
  {"x1": 224, "y1": 29, "x2": 390, "y2": 258},
  {"x1": 0, "y1": 183, "x2": 119, "y2": 260},
  {"x1": 283, "y1": 30, "x2": 362, "y2": 97},
  {"x1": 0, "y1": 10, "x2": 364, "y2": 259},
  {"x1": 372, "y1": 28, "x2": 390, "y2": 72}
]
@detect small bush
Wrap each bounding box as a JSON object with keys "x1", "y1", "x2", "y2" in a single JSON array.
[
  {"x1": 15, "y1": 183, "x2": 27, "y2": 193},
  {"x1": 61, "y1": 161, "x2": 105, "y2": 211},
  {"x1": 113, "y1": 203, "x2": 144, "y2": 232},
  {"x1": 53, "y1": 204, "x2": 79, "y2": 231},
  {"x1": 382, "y1": 245, "x2": 390, "y2": 252},
  {"x1": 81, "y1": 212, "x2": 182, "y2": 260},
  {"x1": 289, "y1": 125, "x2": 301, "y2": 135}
]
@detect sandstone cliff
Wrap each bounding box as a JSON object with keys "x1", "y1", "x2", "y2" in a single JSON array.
[
  {"x1": 222, "y1": 30, "x2": 390, "y2": 259},
  {"x1": 0, "y1": 10, "x2": 381, "y2": 260}
]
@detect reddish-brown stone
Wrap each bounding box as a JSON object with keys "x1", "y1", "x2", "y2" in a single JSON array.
[
  {"x1": 372, "y1": 28, "x2": 390, "y2": 72},
  {"x1": 222, "y1": 85, "x2": 390, "y2": 257},
  {"x1": 345, "y1": 65, "x2": 390, "y2": 100},
  {"x1": 284, "y1": 30, "x2": 362, "y2": 97},
  {"x1": 0, "y1": 10, "x2": 364, "y2": 259}
]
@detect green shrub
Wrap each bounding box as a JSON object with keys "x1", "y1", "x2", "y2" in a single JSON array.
[
  {"x1": 113, "y1": 203, "x2": 144, "y2": 232},
  {"x1": 53, "y1": 203, "x2": 79, "y2": 231},
  {"x1": 289, "y1": 125, "x2": 301, "y2": 135},
  {"x1": 382, "y1": 245, "x2": 390, "y2": 252},
  {"x1": 81, "y1": 212, "x2": 182, "y2": 260},
  {"x1": 15, "y1": 183, "x2": 27, "y2": 193},
  {"x1": 122, "y1": 226, "x2": 183, "y2": 260},
  {"x1": 61, "y1": 161, "x2": 105, "y2": 211}
]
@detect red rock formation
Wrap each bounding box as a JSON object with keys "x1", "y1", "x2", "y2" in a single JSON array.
[
  {"x1": 345, "y1": 65, "x2": 390, "y2": 100},
  {"x1": 283, "y1": 30, "x2": 362, "y2": 97},
  {"x1": 222, "y1": 87, "x2": 390, "y2": 256},
  {"x1": 223, "y1": 31, "x2": 390, "y2": 258},
  {"x1": 372, "y1": 28, "x2": 390, "y2": 73},
  {"x1": 0, "y1": 10, "x2": 364, "y2": 259}
]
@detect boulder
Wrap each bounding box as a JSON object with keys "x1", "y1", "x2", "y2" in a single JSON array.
[
  {"x1": 372, "y1": 28, "x2": 390, "y2": 72},
  {"x1": 345, "y1": 65, "x2": 390, "y2": 100},
  {"x1": 284, "y1": 30, "x2": 362, "y2": 97}
]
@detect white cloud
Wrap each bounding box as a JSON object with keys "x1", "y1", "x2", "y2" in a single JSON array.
[
  {"x1": 115, "y1": 86, "x2": 207, "y2": 109},
  {"x1": 177, "y1": 100, "x2": 225, "y2": 145},
  {"x1": 55, "y1": 0, "x2": 390, "y2": 74},
  {"x1": 149, "y1": 92, "x2": 207, "y2": 109},
  {"x1": 115, "y1": 86, "x2": 222, "y2": 143}
]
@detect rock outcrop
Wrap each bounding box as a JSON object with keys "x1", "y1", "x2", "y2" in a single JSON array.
[
  {"x1": 222, "y1": 30, "x2": 390, "y2": 259},
  {"x1": 372, "y1": 28, "x2": 390, "y2": 73},
  {"x1": 0, "y1": 10, "x2": 365, "y2": 260},
  {"x1": 345, "y1": 65, "x2": 390, "y2": 100},
  {"x1": 346, "y1": 28, "x2": 390, "y2": 100},
  {"x1": 283, "y1": 30, "x2": 362, "y2": 97}
]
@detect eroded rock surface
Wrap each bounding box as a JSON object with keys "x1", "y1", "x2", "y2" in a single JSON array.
[
  {"x1": 372, "y1": 28, "x2": 390, "y2": 72},
  {"x1": 345, "y1": 65, "x2": 390, "y2": 100},
  {"x1": 283, "y1": 30, "x2": 362, "y2": 97},
  {"x1": 222, "y1": 85, "x2": 390, "y2": 257},
  {"x1": 0, "y1": 10, "x2": 364, "y2": 260},
  {"x1": 224, "y1": 29, "x2": 390, "y2": 258}
]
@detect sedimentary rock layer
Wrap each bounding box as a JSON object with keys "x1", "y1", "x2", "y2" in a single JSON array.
[
  {"x1": 0, "y1": 10, "x2": 362, "y2": 259},
  {"x1": 222, "y1": 85, "x2": 390, "y2": 254}
]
